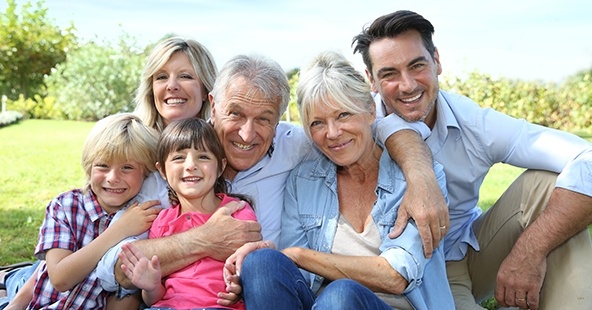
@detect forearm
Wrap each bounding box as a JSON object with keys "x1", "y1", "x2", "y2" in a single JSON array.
[
  {"x1": 48, "y1": 227, "x2": 132, "y2": 291},
  {"x1": 115, "y1": 227, "x2": 210, "y2": 288},
  {"x1": 516, "y1": 188, "x2": 592, "y2": 258},
  {"x1": 283, "y1": 247, "x2": 407, "y2": 294},
  {"x1": 142, "y1": 284, "x2": 166, "y2": 307}
]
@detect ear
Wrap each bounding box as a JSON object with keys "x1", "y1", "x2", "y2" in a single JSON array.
[
  {"x1": 220, "y1": 158, "x2": 227, "y2": 177},
  {"x1": 365, "y1": 68, "x2": 378, "y2": 93},
  {"x1": 433, "y1": 48, "x2": 442, "y2": 75},
  {"x1": 156, "y1": 162, "x2": 166, "y2": 180},
  {"x1": 208, "y1": 93, "x2": 216, "y2": 124}
]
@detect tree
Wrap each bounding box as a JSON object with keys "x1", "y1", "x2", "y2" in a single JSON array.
[
  {"x1": 45, "y1": 33, "x2": 147, "y2": 121},
  {"x1": 0, "y1": 0, "x2": 76, "y2": 100}
]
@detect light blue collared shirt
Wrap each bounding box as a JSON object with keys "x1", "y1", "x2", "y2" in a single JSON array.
[
  {"x1": 377, "y1": 90, "x2": 592, "y2": 261},
  {"x1": 279, "y1": 145, "x2": 454, "y2": 310}
]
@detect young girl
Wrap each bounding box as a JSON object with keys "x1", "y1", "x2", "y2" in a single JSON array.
[
  {"x1": 119, "y1": 118, "x2": 256, "y2": 310},
  {"x1": 20, "y1": 113, "x2": 162, "y2": 310}
]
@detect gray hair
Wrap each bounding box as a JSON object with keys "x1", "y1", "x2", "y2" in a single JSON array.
[
  {"x1": 211, "y1": 54, "x2": 290, "y2": 119},
  {"x1": 297, "y1": 51, "x2": 374, "y2": 138}
]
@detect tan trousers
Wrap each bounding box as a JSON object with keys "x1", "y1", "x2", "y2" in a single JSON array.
[{"x1": 446, "y1": 170, "x2": 592, "y2": 310}]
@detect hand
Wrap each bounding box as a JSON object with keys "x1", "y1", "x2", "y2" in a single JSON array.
[
  {"x1": 217, "y1": 262, "x2": 242, "y2": 306},
  {"x1": 495, "y1": 247, "x2": 546, "y2": 310},
  {"x1": 224, "y1": 240, "x2": 275, "y2": 278},
  {"x1": 389, "y1": 177, "x2": 449, "y2": 258},
  {"x1": 200, "y1": 200, "x2": 262, "y2": 261},
  {"x1": 114, "y1": 200, "x2": 161, "y2": 237},
  {"x1": 118, "y1": 242, "x2": 162, "y2": 292}
]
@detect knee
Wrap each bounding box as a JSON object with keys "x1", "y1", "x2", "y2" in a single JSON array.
[
  {"x1": 315, "y1": 279, "x2": 362, "y2": 307},
  {"x1": 241, "y1": 248, "x2": 287, "y2": 283}
]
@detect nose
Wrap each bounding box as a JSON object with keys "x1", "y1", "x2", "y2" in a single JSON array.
[
  {"x1": 185, "y1": 154, "x2": 197, "y2": 171},
  {"x1": 238, "y1": 119, "x2": 256, "y2": 142},
  {"x1": 167, "y1": 77, "x2": 180, "y2": 91},
  {"x1": 106, "y1": 169, "x2": 120, "y2": 184},
  {"x1": 326, "y1": 121, "x2": 341, "y2": 139},
  {"x1": 399, "y1": 71, "x2": 417, "y2": 94}
]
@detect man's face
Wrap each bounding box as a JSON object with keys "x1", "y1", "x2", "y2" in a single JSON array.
[
  {"x1": 210, "y1": 77, "x2": 280, "y2": 180},
  {"x1": 366, "y1": 30, "x2": 441, "y2": 128}
]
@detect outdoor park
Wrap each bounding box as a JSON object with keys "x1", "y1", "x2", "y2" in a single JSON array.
[{"x1": 1, "y1": 0, "x2": 591, "y2": 309}]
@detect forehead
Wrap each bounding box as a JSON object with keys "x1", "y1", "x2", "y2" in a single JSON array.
[
  {"x1": 221, "y1": 77, "x2": 280, "y2": 115},
  {"x1": 368, "y1": 31, "x2": 429, "y2": 68}
]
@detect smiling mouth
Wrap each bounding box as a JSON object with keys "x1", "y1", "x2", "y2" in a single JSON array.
[
  {"x1": 165, "y1": 98, "x2": 187, "y2": 105},
  {"x1": 104, "y1": 188, "x2": 125, "y2": 194},
  {"x1": 182, "y1": 176, "x2": 202, "y2": 182},
  {"x1": 400, "y1": 92, "x2": 422, "y2": 103},
  {"x1": 232, "y1": 142, "x2": 254, "y2": 151}
]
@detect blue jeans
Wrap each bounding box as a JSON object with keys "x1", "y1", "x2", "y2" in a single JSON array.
[
  {"x1": 0, "y1": 261, "x2": 39, "y2": 310},
  {"x1": 240, "y1": 249, "x2": 391, "y2": 310}
]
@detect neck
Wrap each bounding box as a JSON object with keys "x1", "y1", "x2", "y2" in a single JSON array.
[
  {"x1": 178, "y1": 191, "x2": 221, "y2": 215},
  {"x1": 337, "y1": 142, "x2": 382, "y2": 182}
]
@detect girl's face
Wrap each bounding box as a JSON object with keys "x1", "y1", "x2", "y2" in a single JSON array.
[
  {"x1": 90, "y1": 160, "x2": 145, "y2": 214},
  {"x1": 152, "y1": 52, "x2": 206, "y2": 127},
  {"x1": 160, "y1": 146, "x2": 224, "y2": 204}
]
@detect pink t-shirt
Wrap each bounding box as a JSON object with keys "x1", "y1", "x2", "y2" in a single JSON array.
[{"x1": 149, "y1": 194, "x2": 256, "y2": 309}]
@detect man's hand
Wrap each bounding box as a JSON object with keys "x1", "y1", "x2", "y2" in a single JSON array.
[
  {"x1": 389, "y1": 173, "x2": 449, "y2": 258},
  {"x1": 495, "y1": 246, "x2": 546, "y2": 310},
  {"x1": 201, "y1": 200, "x2": 262, "y2": 261}
]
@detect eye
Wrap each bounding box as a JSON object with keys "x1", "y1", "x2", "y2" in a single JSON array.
[
  {"x1": 180, "y1": 73, "x2": 194, "y2": 80},
  {"x1": 411, "y1": 63, "x2": 426, "y2": 71},
  {"x1": 337, "y1": 112, "x2": 352, "y2": 119},
  {"x1": 198, "y1": 154, "x2": 211, "y2": 160},
  {"x1": 122, "y1": 164, "x2": 135, "y2": 171},
  {"x1": 310, "y1": 120, "x2": 322, "y2": 127},
  {"x1": 94, "y1": 163, "x2": 108, "y2": 168},
  {"x1": 154, "y1": 73, "x2": 168, "y2": 81},
  {"x1": 171, "y1": 155, "x2": 185, "y2": 161}
]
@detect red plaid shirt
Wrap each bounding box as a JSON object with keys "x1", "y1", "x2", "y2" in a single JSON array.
[{"x1": 29, "y1": 189, "x2": 115, "y2": 310}]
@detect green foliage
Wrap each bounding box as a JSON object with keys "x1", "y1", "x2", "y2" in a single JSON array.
[
  {"x1": 6, "y1": 93, "x2": 62, "y2": 119},
  {"x1": 0, "y1": 0, "x2": 76, "y2": 99},
  {"x1": 44, "y1": 34, "x2": 147, "y2": 121},
  {"x1": 440, "y1": 70, "x2": 592, "y2": 132},
  {"x1": 282, "y1": 72, "x2": 301, "y2": 124}
]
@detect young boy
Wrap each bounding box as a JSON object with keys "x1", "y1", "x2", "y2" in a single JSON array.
[{"x1": 8, "y1": 113, "x2": 162, "y2": 310}]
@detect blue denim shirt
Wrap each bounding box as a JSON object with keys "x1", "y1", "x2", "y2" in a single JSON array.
[{"x1": 280, "y1": 145, "x2": 454, "y2": 310}]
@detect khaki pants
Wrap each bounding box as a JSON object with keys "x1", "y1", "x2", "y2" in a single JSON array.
[{"x1": 446, "y1": 170, "x2": 592, "y2": 309}]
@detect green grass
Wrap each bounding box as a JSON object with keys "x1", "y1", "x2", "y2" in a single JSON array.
[{"x1": 0, "y1": 119, "x2": 94, "y2": 264}]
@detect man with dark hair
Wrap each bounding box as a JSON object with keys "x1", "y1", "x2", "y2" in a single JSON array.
[{"x1": 353, "y1": 10, "x2": 592, "y2": 310}]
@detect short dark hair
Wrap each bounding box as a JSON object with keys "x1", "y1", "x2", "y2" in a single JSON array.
[{"x1": 352, "y1": 10, "x2": 436, "y2": 74}]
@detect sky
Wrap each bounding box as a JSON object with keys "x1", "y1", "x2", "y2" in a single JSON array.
[{"x1": 3, "y1": 0, "x2": 592, "y2": 82}]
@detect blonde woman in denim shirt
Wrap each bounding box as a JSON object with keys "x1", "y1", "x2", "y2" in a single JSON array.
[{"x1": 231, "y1": 51, "x2": 454, "y2": 310}]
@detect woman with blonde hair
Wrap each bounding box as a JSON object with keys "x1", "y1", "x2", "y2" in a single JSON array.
[{"x1": 134, "y1": 37, "x2": 218, "y2": 132}]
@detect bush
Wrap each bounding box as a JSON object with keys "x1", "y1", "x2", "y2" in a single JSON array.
[
  {"x1": 6, "y1": 94, "x2": 63, "y2": 119},
  {"x1": 0, "y1": 110, "x2": 24, "y2": 127}
]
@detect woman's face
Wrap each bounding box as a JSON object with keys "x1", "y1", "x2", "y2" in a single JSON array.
[
  {"x1": 152, "y1": 52, "x2": 205, "y2": 127},
  {"x1": 307, "y1": 101, "x2": 375, "y2": 167}
]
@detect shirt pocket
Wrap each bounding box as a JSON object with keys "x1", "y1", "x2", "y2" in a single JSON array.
[{"x1": 299, "y1": 214, "x2": 323, "y2": 247}]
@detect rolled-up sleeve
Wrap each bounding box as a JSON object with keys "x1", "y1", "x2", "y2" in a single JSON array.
[{"x1": 374, "y1": 113, "x2": 431, "y2": 144}]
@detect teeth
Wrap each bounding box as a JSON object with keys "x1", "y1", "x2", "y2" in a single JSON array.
[
  {"x1": 166, "y1": 98, "x2": 186, "y2": 105},
  {"x1": 233, "y1": 142, "x2": 254, "y2": 151},
  {"x1": 105, "y1": 188, "x2": 125, "y2": 193},
  {"x1": 401, "y1": 93, "x2": 421, "y2": 103},
  {"x1": 183, "y1": 177, "x2": 201, "y2": 182}
]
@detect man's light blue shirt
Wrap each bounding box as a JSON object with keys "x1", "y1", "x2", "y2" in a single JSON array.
[
  {"x1": 377, "y1": 90, "x2": 592, "y2": 261},
  {"x1": 279, "y1": 146, "x2": 454, "y2": 310}
]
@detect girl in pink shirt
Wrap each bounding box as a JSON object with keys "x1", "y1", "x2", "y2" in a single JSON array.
[{"x1": 119, "y1": 118, "x2": 256, "y2": 310}]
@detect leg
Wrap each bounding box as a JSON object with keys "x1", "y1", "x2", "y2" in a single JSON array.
[
  {"x1": 469, "y1": 170, "x2": 592, "y2": 309},
  {"x1": 313, "y1": 279, "x2": 391, "y2": 310},
  {"x1": 240, "y1": 248, "x2": 315, "y2": 310},
  {"x1": 446, "y1": 257, "x2": 485, "y2": 310}
]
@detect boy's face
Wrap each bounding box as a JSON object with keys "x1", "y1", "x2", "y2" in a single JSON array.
[{"x1": 90, "y1": 160, "x2": 145, "y2": 214}]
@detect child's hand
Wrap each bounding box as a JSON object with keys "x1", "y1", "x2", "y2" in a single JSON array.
[
  {"x1": 114, "y1": 200, "x2": 161, "y2": 237},
  {"x1": 118, "y1": 242, "x2": 162, "y2": 292},
  {"x1": 217, "y1": 262, "x2": 242, "y2": 306}
]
